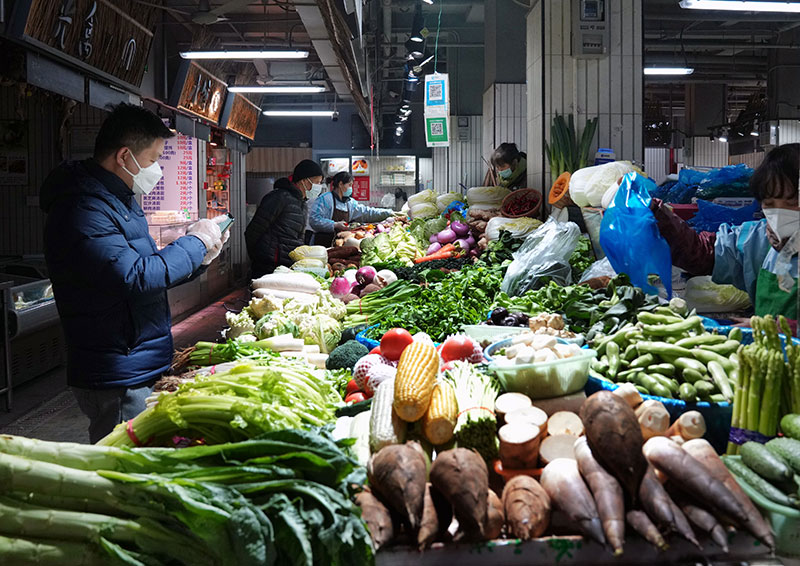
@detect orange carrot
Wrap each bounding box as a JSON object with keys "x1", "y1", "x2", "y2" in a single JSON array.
[{"x1": 414, "y1": 244, "x2": 458, "y2": 264}]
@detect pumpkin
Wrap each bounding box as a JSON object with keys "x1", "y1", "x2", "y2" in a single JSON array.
[{"x1": 548, "y1": 171, "x2": 572, "y2": 205}]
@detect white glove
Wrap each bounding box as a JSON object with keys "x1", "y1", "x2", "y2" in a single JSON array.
[
  {"x1": 333, "y1": 221, "x2": 348, "y2": 232},
  {"x1": 187, "y1": 218, "x2": 225, "y2": 265}
]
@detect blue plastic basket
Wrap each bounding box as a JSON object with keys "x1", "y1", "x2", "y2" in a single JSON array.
[{"x1": 355, "y1": 324, "x2": 444, "y2": 350}]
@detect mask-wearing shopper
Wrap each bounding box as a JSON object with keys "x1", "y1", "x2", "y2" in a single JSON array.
[
  {"x1": 40, "y1": 103, "x2": 226, "y2": 443},
  {"x1": 245, "y1": 158, "x2": 324, "y2": 278}
]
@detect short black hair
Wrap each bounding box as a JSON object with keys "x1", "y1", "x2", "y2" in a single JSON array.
[
  {"x1": 329, "y1": 171, "x2": 353, "y2": 188},
  {"x1": 492, "y1": 142, "x2": 522, "y2": 167},
  {"x1": 94, "y1": 103, "x2": 173, "y2": 160},
  {"x1": 750, "y1": 143, "x2": 799, "y2": 202}
]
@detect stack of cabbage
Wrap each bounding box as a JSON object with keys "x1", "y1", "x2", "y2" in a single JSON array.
[
  {"x1": 436, "y1": 191, "x2": 466, "y2": 212},
  {"x1": 466, "y1": 186, "x2": 510, "y2": 214},
  {"x1": 360, "y1": 222, "x2": 422, "y2": 266},
  {"x1": 288, "y1": 245, "x2": 328, "y2": 277},
  {"x1": 408, "y1": 189, "x2": 439, "y2": 219}
]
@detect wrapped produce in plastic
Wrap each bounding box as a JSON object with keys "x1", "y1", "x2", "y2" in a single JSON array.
[
  {"x1": 569, "y1": 161, "x2": 637, "y2": 207},
  {"x1": 436, "y1": 192, "x2": 465, "y2": 211},
  {"x1": 409, "y1": 202, "x2": 439, "y2": 219},
  {"x1": 466, "y1": 186, "x2": 510, "y2": 206},
  {"x1": 289, "y1": 245, "x2": 328, "y2": 262},
  {"x1": 485, "y1": 216, "x2": 543, "y2": 241},
  {"x1": 291, "y1": 258, "x2": 326, "y2": 269}
]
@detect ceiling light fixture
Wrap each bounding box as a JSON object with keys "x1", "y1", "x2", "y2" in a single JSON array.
[
  {"x1": 262, "y1": 110, "x2": 336, "y2": 117},
  {"x1": 423, "y1": 0, "x2": 434, "y2": 4},
  {"x1": 644, "y1": 67, "x2": 695, "y2": 75},
  {"x1": 229, "y1": 86, "x2": 325, "y2": 93},
  {"x1": 680, "y1": 0, "x2": 800, "y2": 13},
  {"x1": 718, "y1": 131, "x2": 728, "y2": 143},
  {"x1": 751, "y1": 129, "x2": 760, "y2": 137},
  {"x1": 180, "y1": 50, "x2": 309, "y2": 60},
  {"x1": 405, "y1": 40, "x2": 424, "y2": 59},
  {"x1": 410, "y1": 4, "x2": 425, "y2": 42}
]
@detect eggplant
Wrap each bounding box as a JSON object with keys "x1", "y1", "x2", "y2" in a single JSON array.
[
  {"x1": 490, "y1": 307, "x2": 509, "y2": 325},
  {"x1": 511, "y1": 312, "x2": 530, "y2": 326},
  {"x1": 501, "y1": 316, "x2": 518, "y2": 327}
]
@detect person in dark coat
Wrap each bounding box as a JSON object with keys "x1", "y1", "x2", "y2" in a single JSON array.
[
  {"x1": 245, "y1": 159, "x2": 324, "y2": 278},
  {"x1": 40, "y1": 103, "x2": 226, "y2": 443}
]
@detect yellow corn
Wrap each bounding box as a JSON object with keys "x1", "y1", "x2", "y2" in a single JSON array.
[
  {"x1": 423, "y1": 380, "x2": 458, "y2": 445},
  {"x1": 393, "y1": 341, "x2": 439, "y2": 422}
]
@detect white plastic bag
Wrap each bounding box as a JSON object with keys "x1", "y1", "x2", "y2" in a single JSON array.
[
  {"x1": 501, "y1": 218, "x2": 581, "y2": 296},
  {"x1": 570, "y1": 161, "x2": 637, "y2": 208},
  {"x1": 578, "y1": 257, "x2": 617, "y2": 283}
]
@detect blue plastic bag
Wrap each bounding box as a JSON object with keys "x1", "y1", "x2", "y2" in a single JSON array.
[
  {"x1": 689, "y1": 199, "x2": 760, "y2": 233},
  {"x1": 600, "y1": 173, "x2": 673, "y2": 297}
]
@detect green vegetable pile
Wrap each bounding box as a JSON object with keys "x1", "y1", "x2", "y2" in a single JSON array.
[
  {"x1": 343, "y1": 263, "x2": 505, "y2": 342},
  {"x1": 728, "y1": 315, "x2": 800, "y2": 454},
  {"x1": 0, "y1": 429, "x2": 373, "y2": 566},
  {"x1": 591, "y1": 299, "x2": 739, "y2": 404},
  {"x1": 494, "y1": 275, "x2": 659, "y2": 340},
  {"x1": 100, "y1": 359, "x2": 343, "y2": 448},
  {"x1": 360, "y1": 224, "x2": 422, "y2": 266},
  {"x1": 372, "y1": 257, "x2": 470, "y2": 284},
  {"x1": 568, "y1": 235, "x2": 594, "y2": 281},
  {"x1": 481, "y1": 230, "x2": 523, "y2": 265}
]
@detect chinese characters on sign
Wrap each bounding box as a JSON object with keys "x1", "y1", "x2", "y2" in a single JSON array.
[
  {"x1": 352, "y1": 176, "x2": 370, "y2": 201},
  {"x1": 142, "y1": 133, "x2": 197, "y2": 216},
  {"x1": 174, "y1": 62, "x2": 227, "y2": 123}
]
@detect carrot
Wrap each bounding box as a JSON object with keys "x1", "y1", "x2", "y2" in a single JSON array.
[
  {"x1": 682, "y1": 438, "x2": 775, "y2": 550},
  {"x1": 414, "y1": 244, "x2": 458, "y2": 264},
  {"x1": 541, "y1": 458, "x2": 606, "y2": 545},
  {"x1": 626, "y1": 510, "x2": 668, "y2": 551},
  {"x1": 639, "y1": 466, "x2": 700, "y2": 548},
  {"x1": 642, "y1": 437, "x2": 750, "y2": 529},
  {"x1": 574, "y1": 437, "x2": 625, "y2": 556}
]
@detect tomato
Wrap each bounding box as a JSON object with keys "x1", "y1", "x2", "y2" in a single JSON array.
[
  {"x1": 440, "y1": 335, "x2": 477, "y2": 363},
  {"x1": 380, "y1": 328, "x2": 414, "y2": 361},
  {"x1": 345, "y1": 379, "x2": 360, "y2": 396},
  {"x1": 345, "y1": 391, "x2": 367, "y2": 404},
  {"x1": 369, "y1": 346, "x2": 382, "y2": 356}
]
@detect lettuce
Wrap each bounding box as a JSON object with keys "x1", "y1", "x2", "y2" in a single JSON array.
[{"x1": 299, "y1": 314, "x2": 342, "y2": 354}]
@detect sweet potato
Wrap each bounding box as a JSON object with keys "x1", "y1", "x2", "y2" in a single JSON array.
[
  {"x1": 680, "y1": 503, "x2": 728, "y2": 553},
  {"x1": 355, "y1": 490, "x2": 396, "y2": 550},
  {"x1": 484, "y1": 489, "x2": 505, "y2": 540},
  {"x1": 626, "y1": 510, "x2": 668, "y2": 551},
  {"x1": 639, "y1": 466, "x2": 699, "y2": 548},
  {"x1": 367, "y1": 442, "x2": 427, "y2": 530},
  {"x1": 430, "y1": 448, "x2": 488, "y2": 540},
  {"x1": 417, "y1": 483, "x2": 450, "y2": 549},
  {"x1": 541, "y1": 458, "x2": 605, "y2": 545},
  {"x1": 682, "y1": 438, "x2": 775, "y2": 550},
  {"x1": 502, "y1": 475, "x2": 551, "y2": 540},
  {"x1": 574, "y1": 437, "x2": 625, "y2": 555},
  {"x1": 642, "y1": 437, "x2": 749, "y2": 529},
  {"x1": 580, "y1": 391, "x2": 647, "y2": 506}
]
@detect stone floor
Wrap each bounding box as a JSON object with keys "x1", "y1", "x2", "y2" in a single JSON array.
[{"x1": 0, "y1": 288, "x2": 249, "y2": 444}]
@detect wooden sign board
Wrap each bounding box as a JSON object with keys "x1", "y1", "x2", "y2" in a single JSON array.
[
  {"x1": 221, "y1": 94, "x2": 260, "y2": 140},
  {"x1": 171, "y1": 61, "x2": 228, "y2": 124},
  {"x1": 11, "y1": 0, "x2": 154, "y2": 87}
]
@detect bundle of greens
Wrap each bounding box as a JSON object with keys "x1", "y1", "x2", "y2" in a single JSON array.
[
  {"x1": 481, "y1": 229, "x2": 524, "y2": 265},
  {"x1": 568, "y1": 235, "x2": 594, "y2": 281},
  {"x1": 442, "y1": 362, "x2": 499, "y2": 461},
  {"x1": 0, "y1": 429, "x2": 373, "y2": 566},
  {"x1": 100, "y1": 359, "x2": 343, "y2": 448}
]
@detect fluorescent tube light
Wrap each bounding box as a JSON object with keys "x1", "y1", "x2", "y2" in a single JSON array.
[
  {"x1": 180, "y1": 50, "x2": 309, "y2": 60},
  {"x1": 262, "y1": 110, "x2": 335, "y2": 117},
  {"x1": 751, "y1": 130, "x2": 760, "y2": 136},
  {"x1": 644, "y1": 67, "x2": 694, "y2": 75},
  {"x1": 229, "y1": 86, "x2": 325, "y2": 93},
  {"x1": 718, "y1": 134, "x2": 728, "y2": 142},
  {"x1": 680, "y1": 0, "x2": 800, "y2": 12}
]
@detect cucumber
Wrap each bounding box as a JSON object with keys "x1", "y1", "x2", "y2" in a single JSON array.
[
  {"x1": 635, "y1": 385, "x2": 650, "y2": 396},
  {"x1": 650, "y1": 382, "x2": 674, "y2": 399},
  {"x1": 651, "y1": 374, "x2": 679, "y2": 396},
  {"x1": 781, "y1": 414, "x2": 800, "y2": 441},
  {"x1": 741, "y1": 441, "x2": 793, "y2": 482},
  {"x1": 635, "y1": 373, "x2": 660, "y2": 393},
  {"x1": 630, "y1": 353, "x2": 656, "y2": 369},
  {"x1": 766, "y1": 437, "x2": 800, "y2": 474},
  {"x1": 724, "y1": 457, "x2": 798, "y2": 509},
  {"x1": 679, "y1": 382, "x2": 698, "y2": 403}
]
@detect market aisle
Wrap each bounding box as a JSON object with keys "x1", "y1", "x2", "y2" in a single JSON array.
[{"x1": 0, "y1": 288, "x2": 249, "y2": 443}]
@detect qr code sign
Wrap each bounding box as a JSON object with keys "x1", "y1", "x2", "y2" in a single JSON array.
[
  {"x1": 429, "y1": 82, "x2": 443, "y2": 100},
  {"x1": 431, "y1": 121, "x2": 444, "y2": 136}
]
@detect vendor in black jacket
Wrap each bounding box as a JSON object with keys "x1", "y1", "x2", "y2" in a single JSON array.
[{"x1": 245, "y1": 159, "x2": 325, "y2": 277}]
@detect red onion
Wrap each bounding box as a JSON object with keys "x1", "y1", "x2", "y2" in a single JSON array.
[
  {"x1": 429, "y1": 233, "x2": 439, "y2": 243},
  {"x1": 454, "y1": 238, "x2": 471, "y2": 251},
  {"x1": 465, "y1": 235, "x2": 476, "y2": 247},
  {"x1": 437, "y1": 228, "x2": 457, "y2": 244},
  {"x1": 356, "y1": 266, "x2": 377, "y2": 285}
]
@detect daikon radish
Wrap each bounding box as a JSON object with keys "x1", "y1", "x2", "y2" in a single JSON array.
[
  {"x1": 612, "y1": 383, "x2": 643, "y2": 409},
  {"x1": 252, "y1": 288, "x2": 317, "y2": 302},
  {"x1": 669, "y1": 435, "x2": 685, "y2": 446},
  {"x1": 541, "y1": 459, "x2": 605, "y2": 545},
  {"x1": 498, "y1": 423, "x2": 542, "y2": 469},
  {"x1": 635, "y1": 400, "x2": 669, "y2": 440},
  {"x1": 666, "y1": 411, "x2": 706, "y2": 440},
  {"x1": 505, "y1": 406, "x2": 548, "y2": 434},
  {"x1": 539, "y1": 434, "x2": 577, "y2": 465},
  {"x1": 251, "y1": 272, "x2": 321, "y2": 293},
  {"x1": 495, "y1": 393, "x2": 532, "y2": 424},
  {"x1": 547, "y1": 411, "x2": 584, "y2": 437}
]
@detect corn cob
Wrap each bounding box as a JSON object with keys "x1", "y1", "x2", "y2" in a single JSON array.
[
  {"x1": 422, "y1": 381, "x2": 458, "y2": 445},
  {"x1": 393, "y1": 341, "x2": 439, "y2": 422}
]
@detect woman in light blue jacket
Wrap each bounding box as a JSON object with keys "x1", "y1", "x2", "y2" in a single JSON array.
[{"x1": 309, "y1": 171, "x2": 394, "y2": 246}]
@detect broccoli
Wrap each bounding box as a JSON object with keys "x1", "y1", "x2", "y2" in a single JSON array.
[{"x1": 326, "y1": 340, "x2": 369, "y2": 371}]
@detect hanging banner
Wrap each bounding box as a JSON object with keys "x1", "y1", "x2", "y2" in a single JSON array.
[
  {"x1": 424, "y1": 73, "x2": 450, "y2": 147},
  {"x1": 352, "y1": 176, "x2": 370, "y2": 201}
]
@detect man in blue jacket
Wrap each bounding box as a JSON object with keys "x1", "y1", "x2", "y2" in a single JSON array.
[{"x1": 40, "y1": 103, "x2": 226, "y2": 443}]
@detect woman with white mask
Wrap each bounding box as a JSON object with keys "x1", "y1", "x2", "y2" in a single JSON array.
[{"x1": 650, "y1": 143, "x2": 800, "y2": 320}]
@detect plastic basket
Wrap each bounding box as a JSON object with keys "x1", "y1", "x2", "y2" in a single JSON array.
[
  {"x1": 486, "y1": 338, "x2": 596, "y2": 399},
  {"x1": 355, "y1": 324, "x2": 381, "y2": 350},
  {"x1": 584, "y1": 376, "x2": 733, "y2": 454},
  {"x1": 725, "y1": 455, "x2": 800, "y2": 558}
]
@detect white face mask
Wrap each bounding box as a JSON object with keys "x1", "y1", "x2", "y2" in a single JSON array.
[
  {"x1": 122, "y1": 151, "x2": 162, "y2": 195},
  {"x1": 307, "y1": 183, "x2": 325, "y2": 200},
  {"x1": 763, "y1": 207, "x2": 800, "y2": 242}
]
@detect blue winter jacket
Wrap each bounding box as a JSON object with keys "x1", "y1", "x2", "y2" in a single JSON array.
[{"x1": 40, "y1": 160, "x2": 207, "y2": 389}]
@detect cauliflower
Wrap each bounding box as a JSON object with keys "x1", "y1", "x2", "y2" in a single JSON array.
[
  {"x1": 245, "y1": 295, "x2": 283, "y2": 320},
  {"x1": 317, "y1": 290, "x2": 346, "y2": 321},
  {"x1": 254, "y1": 312, "x2": 299, "y2": 340},
  {"x1": 222, "y1": 311, "x2": 255, "y2": 340},
  {"x1": 237, "y1": 334, "x2": 258, "y2": 343},
  {"x1": 298, "y1": 314, "x2": 342, "y2": 354}
]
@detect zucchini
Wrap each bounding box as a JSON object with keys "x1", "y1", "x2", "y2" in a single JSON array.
[
  {"x1": 741, "y1": 441, "x2": 793, "y2": 482},
  {"x1": 724, "y1": 457, "x2": 798, "y2": 509},
  {"x1": 780, "y1": 414, "x2": 800, "y2": 441},
  {"x1": 766, "y1": 437, "x2": 800, "y2": 474}
]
